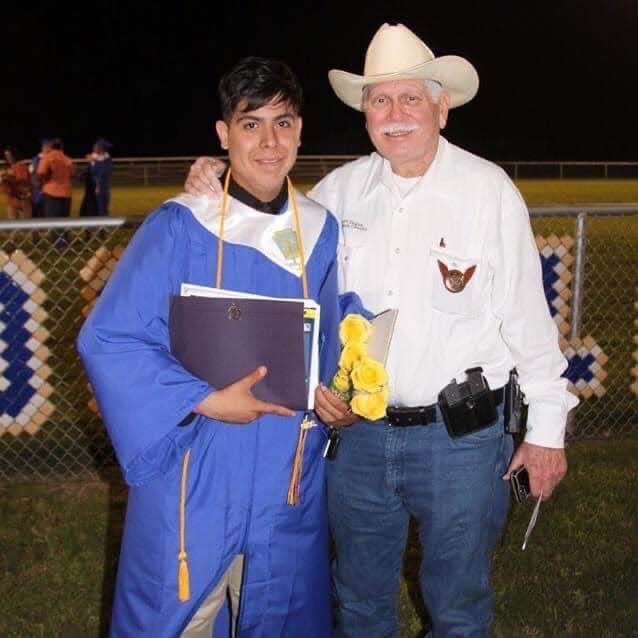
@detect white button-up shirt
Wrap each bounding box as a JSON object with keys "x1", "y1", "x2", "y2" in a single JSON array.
[{"x1": 309, "y1": 136, "x2": 578, "y2": 448}]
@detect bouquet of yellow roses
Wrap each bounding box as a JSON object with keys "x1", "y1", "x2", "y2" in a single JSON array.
[{"x1": 329, "y1": 314, "x2": 389, "y2": 421}]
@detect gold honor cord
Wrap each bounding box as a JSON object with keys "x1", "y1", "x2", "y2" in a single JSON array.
[
  {"x1": 215, "y1": 170, "x2": 232, "y2": 289},
  {"x1": 287, "y1": 176, "x2": 309, "y2": 299},
  {"x1": 213, "y1": 170, "x2": 315, "y2": 506},
  {"x1": 215, "y1": 169, "x2": 309, "y2": 298},
  {"x1": 177, "y1": 448, "x2": 192, "y2": 602}
]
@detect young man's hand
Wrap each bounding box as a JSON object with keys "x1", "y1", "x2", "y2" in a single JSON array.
[
  {"x1": 184, "y1": 157, "x2": 226, "y2": 198},
  {"x1": 195, "y1": 366, "x2": 295, "y2": 423},
  {"x1": 314, "y1": 384, "x2": 358, "y2": 428}
]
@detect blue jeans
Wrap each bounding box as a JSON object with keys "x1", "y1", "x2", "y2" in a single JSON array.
[{"x1": 326, "y1": 412, "x2": 512, "y2": 638}]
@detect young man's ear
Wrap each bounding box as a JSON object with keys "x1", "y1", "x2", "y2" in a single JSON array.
[
  {"x1": 295, "y1": 117, "x2": 303, "y2": 147},
  {"x1": 215, "y1": 120, "x2": 229, "y2": 150}
]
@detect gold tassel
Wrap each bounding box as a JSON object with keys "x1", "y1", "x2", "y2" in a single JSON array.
[
  {"x1": 287, "y1": 415, "x2": 316, "y2": 506},
  {"x1": 178, "y1": 551, "x2": 190, "y2": 602},
  {"x1": 177, "y1": 449, "x2": 192, "y2": 601}
]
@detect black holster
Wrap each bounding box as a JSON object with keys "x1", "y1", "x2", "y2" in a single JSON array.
[
  {"x1": 503, "y1": 368, "x2": 528, "y2": 434},
  {"x1": 438, "y1": 367, "x2": 498, "y2": 438}
]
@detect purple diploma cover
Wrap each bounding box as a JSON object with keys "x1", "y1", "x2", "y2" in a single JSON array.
[{"x1": 169, "y1": 295, "x2": 307, "y2": 409}]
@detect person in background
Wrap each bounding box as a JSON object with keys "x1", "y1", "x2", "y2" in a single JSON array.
[
  {"x1": 29, "y1": 138, "x2": 52, "y2": 219},
  {"x1": 1, "y1": 146, "x2": 32, "y2": 219},
  {"x1": 37, "y1": 137, "x2": 74, "y2": 218},
  {"x1": 87, "y1": 137, "x2": 113, "y2": 215},
  {"x1": 79, "y1": 143, "x2": 99, "y2": 218}
]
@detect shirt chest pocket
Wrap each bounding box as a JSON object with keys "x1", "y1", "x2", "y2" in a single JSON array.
[{"x1": 429, "y1": 248, "x2": 489, "y2": 317}]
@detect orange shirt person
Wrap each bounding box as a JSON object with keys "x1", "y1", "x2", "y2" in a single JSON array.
[
  {"x1": 1, "y1": 147, "x2": 32, "y2": 219},
  {"x1": 37, "y1": 138, "x2": 74, "y2": 217}
]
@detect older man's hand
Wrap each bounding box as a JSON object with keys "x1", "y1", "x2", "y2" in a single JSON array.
[
  {"x1": 314, "y1": 384, "x2": 358, "y2": 428},
  {"x1": 503, "y1": 442, "x2": 567, "y2": 501},
  {"x1": 184, "y1": 157, "x2": 226, "y2": 198}
]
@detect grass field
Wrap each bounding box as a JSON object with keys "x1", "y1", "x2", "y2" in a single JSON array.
[
  {"x1": 104, "y1": 178, "x2": 638, "y2": 211},
  {"x1": 1, "y1": 178, "x2": 638, "y2": 220},
  {"x1": 0, "y1": 178, "x2": 636, "y2": 636},
  {"x1": 1, "y1": 440, "x2": 636, "y2": 637}
]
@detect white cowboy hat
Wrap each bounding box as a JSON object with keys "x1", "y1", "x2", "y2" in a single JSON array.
[{"x1": 328, "y1": 23, "x2": 479, "y2": 111}]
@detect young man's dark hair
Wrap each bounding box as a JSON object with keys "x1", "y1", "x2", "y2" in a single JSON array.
[
  {"x1": 50, "y1": 138, "x2": 64, "y2": 150},
  {"x1": 218, "y1": 56, "x2": 303, "y2": 122}
]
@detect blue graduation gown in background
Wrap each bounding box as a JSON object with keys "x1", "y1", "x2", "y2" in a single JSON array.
[
  {"x1": 91, "y1": 154, "x2": 112, "y2": 214},
  {"x1": 78, "y1": 192, "x2": 340, "y2": 637}
]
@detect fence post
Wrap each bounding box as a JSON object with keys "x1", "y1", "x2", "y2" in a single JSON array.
[
  {"x1": 566, "y1": 210, "x2": 588, "y2": 436},
  {"x1": 570, "y1": 211, "x2": 587, "y2": 340}
]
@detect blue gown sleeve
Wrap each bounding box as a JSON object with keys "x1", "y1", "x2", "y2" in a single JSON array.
[
  {"x1": 315, "y1": 214, "x2": 341, "y2": 385},
  {"x1": 338, "y1": 291, "x2": 373, "y2": 320},
  {"x1": 77, "y1": 206, "x2": 213, "y2": 486},
  {"x1": 318, "y1": 259, "x2": 340, "y2": 385}
]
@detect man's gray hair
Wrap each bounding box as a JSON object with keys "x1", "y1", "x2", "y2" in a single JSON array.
[
  {"x1": 361, "y1": 79, "x2": 444, "y2": 109},
  {"x1": 424, "y1": 79, "x2": 443, "y2": 102}
]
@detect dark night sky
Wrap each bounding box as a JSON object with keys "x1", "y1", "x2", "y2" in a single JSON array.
[{"x1": 3, "y1": 1, "x2": 637, "y2": 161}]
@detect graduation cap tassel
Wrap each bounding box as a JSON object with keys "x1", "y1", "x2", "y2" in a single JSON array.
[
  {"x1": 177, "y1": 449, "x2": 192, "y2": 601},
  {"x1": 287, "y1": 414, "x2": 317, "y2": 506},
  {"x1": 178, "y1": 551, "x2": 191, "y2": 602},
  {"x1": 286, "y1": 429, "x2": 305, "y2": 506}
]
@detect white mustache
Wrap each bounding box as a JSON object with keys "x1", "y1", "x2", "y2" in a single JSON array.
[{"x1": 378, "y1": 122, "x2": 419, "y2": 135}]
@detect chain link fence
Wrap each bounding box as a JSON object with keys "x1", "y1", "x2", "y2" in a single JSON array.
[
  {"x1": 529, "y1": 207, "x2": 638, "y2": 439},
  {"x1": 5, "y1": 157, "x2": 638, "y2": 188},
  {"x1": 0, "y1": 209, "x2": 636, "y2": 483},
  {"x1": 0, "y1": 219, "x2": 141, "y2": 483}
]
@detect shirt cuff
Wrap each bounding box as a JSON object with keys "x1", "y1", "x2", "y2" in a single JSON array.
[{"x1": 523, "y1": 391, "x2": 579, "y2": 448}]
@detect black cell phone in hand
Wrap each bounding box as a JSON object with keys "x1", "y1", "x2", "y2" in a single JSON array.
[{"x1": 510, "y1": 467, "x2": 531, "y2": 503}]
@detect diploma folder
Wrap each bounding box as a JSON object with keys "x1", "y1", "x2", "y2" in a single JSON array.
[
  {"x1": 169, "y1": 284, "x2": 320, "y2": 410},
  {"x1": 367, "y1": 308, "x2": 399, "y2": 366}
]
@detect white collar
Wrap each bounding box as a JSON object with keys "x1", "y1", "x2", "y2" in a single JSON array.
[
  {"x1": 167, "y1": 192, "x2": 327, "y2": 277},
  {"x1": 362, "y1": 136, "x2": 448, "y2": 199}
]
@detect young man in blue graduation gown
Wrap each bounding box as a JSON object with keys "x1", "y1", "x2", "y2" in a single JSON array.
[{"x1": 78, "y1": 57, "x2": 340, "y2": 638}]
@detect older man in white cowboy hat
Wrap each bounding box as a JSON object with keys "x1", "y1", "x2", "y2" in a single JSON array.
[{"x1": 185, "y1": 22, "x2": 577, "y2": 637}]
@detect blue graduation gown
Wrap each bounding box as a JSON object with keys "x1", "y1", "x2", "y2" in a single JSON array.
[
  {"x1": 90, "y1": 154, "x2": 112, "y2": 214},
  {"x1": 77, "y1": 192, "x2": 340, "y2": 637}
]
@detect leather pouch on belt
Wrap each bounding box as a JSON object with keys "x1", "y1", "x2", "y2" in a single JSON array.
[{"x1": 438, "y1": 367, "x2": 498, "y2": 438}]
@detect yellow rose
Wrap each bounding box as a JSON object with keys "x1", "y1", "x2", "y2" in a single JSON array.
[
  {"x1": 339, "y1": 314, "x2": 372, "y2": 346},
  {"x1": 338, "y1": 341, "x2": 366, "y2": 372},
  {"x1": 351, "y1": 356, "x2": 388, "y2": 393},
  {"x1": 351, "y1": 388, "x2": 389, "y2": 421},
  {"x1": 332, "y1": 369, "x2": 351, "y2": 394}
]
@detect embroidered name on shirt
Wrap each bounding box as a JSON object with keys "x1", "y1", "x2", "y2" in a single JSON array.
[
  {"x1": 341, "y1": 219, "x2": 367, "y2": 232},
  {"x1": 437, "y1": 260, "x2": 476, "y2": 294}
]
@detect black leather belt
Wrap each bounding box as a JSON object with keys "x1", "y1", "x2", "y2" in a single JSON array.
[{"x1": 386, "y1": 387, "x2": 504, "y2": 427}]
